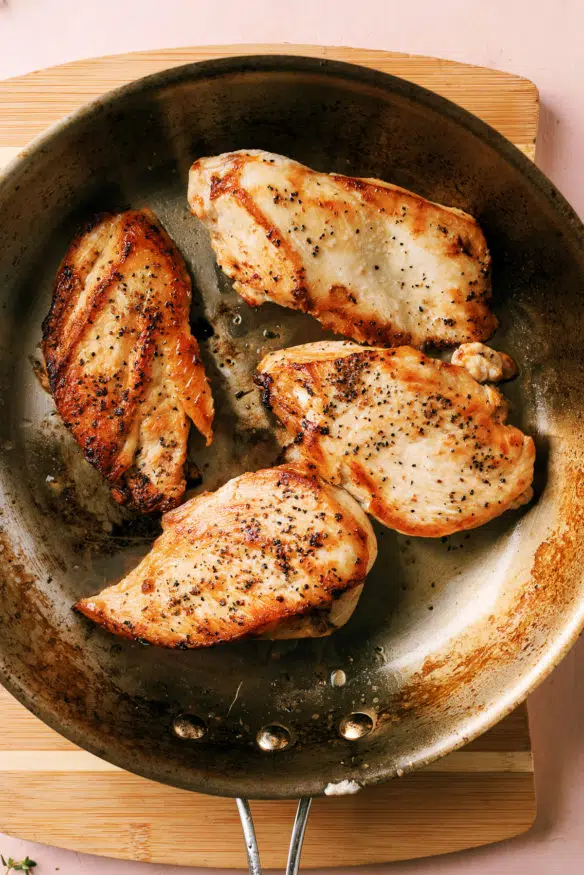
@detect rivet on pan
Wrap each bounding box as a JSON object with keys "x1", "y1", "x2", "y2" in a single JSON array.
[
  {"x1": 172, "y1": 713, "x2": 207, "y2": 740},
  {"x1": 256, "y1": 724, "x2": 292, "y2": 752},
  {"x1": 339, "y1": 712, "x2": 374, "y2": 741}
]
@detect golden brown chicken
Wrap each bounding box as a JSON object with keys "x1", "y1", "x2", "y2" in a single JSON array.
[
  {"x1": 75, "y1": 464, "x2": 378, "y2": 647},
  {"x1": 188, "y1": 150, "x2": 496, "y2": 348},
  {"x1": 257, "y1": 342, "x2": 535, "y2": 537},
  {"x1": 42, "y1": 209, "x2": 214, "y2": 513}
]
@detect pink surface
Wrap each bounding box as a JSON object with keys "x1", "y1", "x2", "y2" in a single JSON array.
[{"x1": 1, "y1": 1, "x2": 584, "y2": 872}]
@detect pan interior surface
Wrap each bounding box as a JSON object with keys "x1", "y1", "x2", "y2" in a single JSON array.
[{"x1": 0, "y1": 57, "x2": 583, "y2": 799}]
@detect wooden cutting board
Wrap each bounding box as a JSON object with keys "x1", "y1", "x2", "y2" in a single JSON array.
[
  {"x1": 0, "y1": 45, "x2": 538, "y2": 868},
  {"x1": 0, "y1": 688, "x2": 534, "y2": 868}
]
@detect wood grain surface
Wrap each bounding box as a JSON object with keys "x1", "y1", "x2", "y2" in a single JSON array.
[
  {"x1": 0, "y1": 45, "x2": 538, "y2": 868},
  {"x1": 0, "y1": 685, "x2": 534, "y2": 868},
  {"x1": 0, "y1": 44, "x2": 538, "y2": 156}
]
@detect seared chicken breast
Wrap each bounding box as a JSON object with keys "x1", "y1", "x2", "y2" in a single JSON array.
[
  {"x1": 75, "y1": 464, "x2": 377, "y2": 647},
  {"x1": 42, "y1": 209, "x2": 214, "y2": 513},
  {"x1": 188, "y1": 150, "x2": 496, "y2": 348},
  {"x1": 257, "y1": 342, "x2": 535, "y2": 537}
]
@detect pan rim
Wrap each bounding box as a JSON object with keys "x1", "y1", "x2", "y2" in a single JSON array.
[{"x1": 1, "y1": 52, "x2": 584, "y2": 799}]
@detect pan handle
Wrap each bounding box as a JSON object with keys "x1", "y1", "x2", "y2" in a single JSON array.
[{"x1": 236, "y1": 797, "x2": 312, "y2": 875}]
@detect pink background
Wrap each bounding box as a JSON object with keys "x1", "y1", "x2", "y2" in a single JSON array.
[{"x1": 1, "y1": 1, "x2": 584, "y2": 872}]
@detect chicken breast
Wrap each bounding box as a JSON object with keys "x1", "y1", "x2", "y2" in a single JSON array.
[
  {"x1": 75, "y1": 464, "x2": 377, "y2": 647},
  {"x1": 42, "y1": 209, "x2": 214, "y2": 514},
  {"x1": 451, "y1": 342, "x2": 517, "y2": 383},
  {"x1": 188, "y1": 150, "x2": 496, "y2": 348},
  {"x1": 257, "y1": 342, "x2": 535, "y2": 537}
]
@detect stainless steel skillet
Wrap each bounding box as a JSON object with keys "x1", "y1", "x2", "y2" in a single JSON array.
[{"x1": 0, "y1": 55, "x2": 584, "y2": 870}]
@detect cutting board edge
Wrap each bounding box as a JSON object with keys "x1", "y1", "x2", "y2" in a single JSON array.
[
  {"x1": 0, "y1": 770, "x2": 537, "y2": 868},
  {"x1": 1, "y1": 42, "x2": 541, "y2": 86}
]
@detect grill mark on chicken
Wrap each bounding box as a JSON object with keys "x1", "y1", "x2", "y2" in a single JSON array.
[
  {"x1": 208, "y1": 162, "x2": 311, "y2": 311},
  {"x1": 257, "y1": 341, "x2": 535, "y2": 538},
  {"x1": 188, "y1": 150, "x2": 496, "y2": 348},
  {"x1": 42, "y1": 209, "x2": 214, "y2": 514},
  {"x1": 75, "y1": 464, "x2": 378, "y2": 648}
]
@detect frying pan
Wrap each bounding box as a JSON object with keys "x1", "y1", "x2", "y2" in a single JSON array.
[{"x1": 1, "y1": 54, "x2": 584, "y2": 872}]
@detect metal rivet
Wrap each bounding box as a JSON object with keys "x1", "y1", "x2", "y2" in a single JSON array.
[
  {"x1": 256, "y1": 724, "x2": 292, "y2": 752},
  {"x1": 172, "y1": 713, "x2": 207, "y2": 740},
  {"x1": 339, "y1": 712, "x2": 374, "y2": 741}
]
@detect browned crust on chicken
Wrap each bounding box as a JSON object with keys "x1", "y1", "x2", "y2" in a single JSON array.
[
  {"x1": 42, "y1": 209, "x2": 214, "y2": 513},
  {"x1": 188, "y1": 150, "x2": 497, "y2": 349},
  {"x1": 257, "y1": 342, "x2": 535, "y2": 537},
  {"x1": 75, "y1": 464, "x2": 377, "y2": 648}
]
